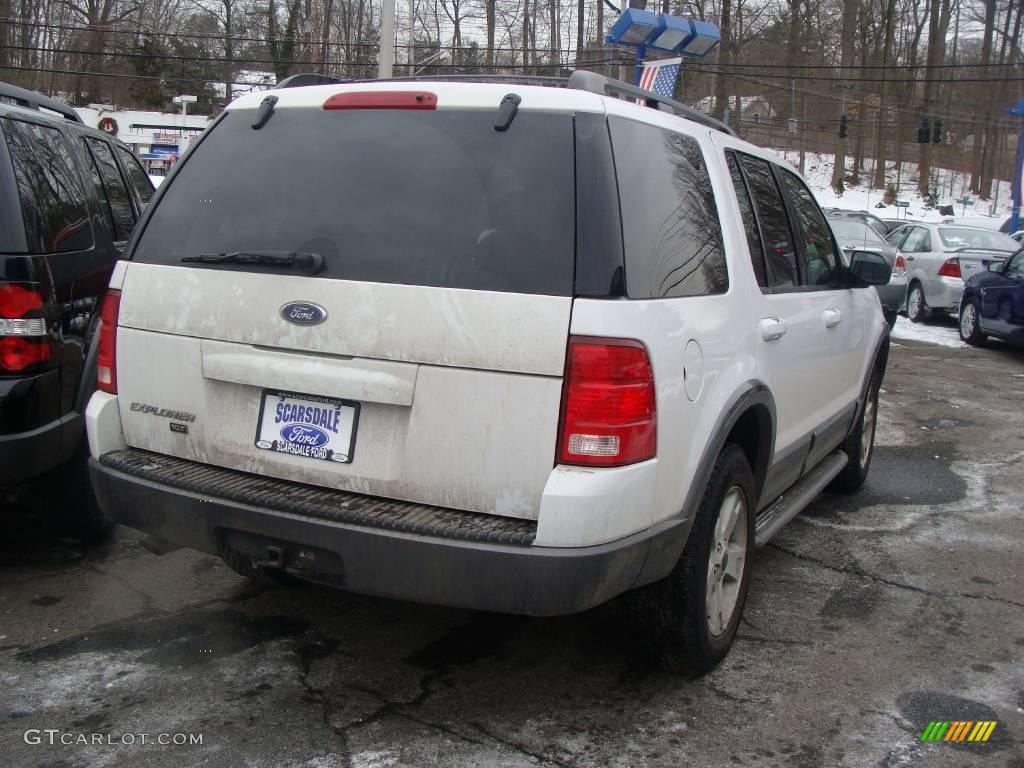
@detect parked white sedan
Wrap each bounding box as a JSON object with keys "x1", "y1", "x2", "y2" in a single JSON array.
[{"x1": 885, "y1": 223, "x2": 1019, "y2": 322}]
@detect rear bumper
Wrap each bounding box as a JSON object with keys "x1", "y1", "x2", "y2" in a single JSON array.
[
  {"x1": 89, "y1": 452, "x2": 687, "y2": 617},
  {"x1": 926, "y1": 276, "x2": 965, "y2": 313},
  {"x1": 0, "y1": 412, "x2": 82, "y2": 487}
]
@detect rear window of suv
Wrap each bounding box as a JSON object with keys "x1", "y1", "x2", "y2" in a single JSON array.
[{"x1": 132, "y1": 108, "x2": 575, "y2": 295}]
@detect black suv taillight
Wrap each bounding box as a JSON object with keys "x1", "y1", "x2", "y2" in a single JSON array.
[{"x1": 0, "y1": 283, "x2": 52, "y2": 374}]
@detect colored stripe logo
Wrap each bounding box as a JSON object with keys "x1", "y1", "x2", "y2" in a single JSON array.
[{"x1": 921, "y1": 721, "x2": 997, "y2": 742}]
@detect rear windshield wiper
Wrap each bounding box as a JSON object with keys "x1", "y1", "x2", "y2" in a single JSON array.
[{"x1": 181, "y1": 250, "x2": 324, "y2": 274}]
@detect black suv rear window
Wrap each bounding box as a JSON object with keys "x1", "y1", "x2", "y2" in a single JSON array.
[{"x1": 132, "y1": 109, "x2": 575, "y2": 296}]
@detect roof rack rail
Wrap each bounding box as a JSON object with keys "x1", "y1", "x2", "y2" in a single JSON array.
[
  {"x1": 0, "y1": 81, "x2": 82, "y2": 123},
  {"x1": 276, "y1": 73, "x2": 346, "y2": 88},
  {"x1": 271, "y1": 70, "x2": 733, "y2": 135},
  {"x1": 357, "y1": 74, "x2": 570, "y2": 87},
  {"x1": 567, "y1": 71, "x2": 734, "y2": 136}
]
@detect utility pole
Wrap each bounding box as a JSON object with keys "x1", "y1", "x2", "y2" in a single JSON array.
[{"x1": 378, "y1": 0, "x2": 396, "y2": 78}]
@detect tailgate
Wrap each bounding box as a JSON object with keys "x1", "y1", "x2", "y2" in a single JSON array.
[
  {"x1": 116, "y1": 264, "x2": 570, "y2": 519},
  {"x1": 113, "y1": 100, "x2": 582, "y2": 520}
]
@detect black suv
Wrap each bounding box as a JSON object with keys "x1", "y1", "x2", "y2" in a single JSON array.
[{"x1": 0, "y1": 82, "x2": 154, "y2": 537}]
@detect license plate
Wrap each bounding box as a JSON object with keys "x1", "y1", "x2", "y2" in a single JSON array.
[{"x1": 254, "y1": 390, "x2": 359, "y2": 464}]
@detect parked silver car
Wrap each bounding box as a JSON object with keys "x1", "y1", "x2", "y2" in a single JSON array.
[
  {"x1": 828, "y1": 216, "x2": 906, "y2": 327},
  {"x1": 885, "y1": 223, "x2": 1020, "y2": 323}
]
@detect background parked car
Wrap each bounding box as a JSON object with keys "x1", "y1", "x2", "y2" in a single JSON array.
[
  {"x1": 821, "y1": 208, "x2": 889, "y2": 237},
  {"x1": 879, "y1": 217, "x2": 921, "y2": 234},
  {"x1": 0, "y1": 82, "x2": 154, "y2": 538},
  {"x1": 959, "y1": 248, "x2": 1024, "y2": 347},
  {"x1": 885, "y1": 222, "x2": 1019, "y2": 323},
  {"x1": 827, "y1": 216, "x2": 906, "y2": 328}
]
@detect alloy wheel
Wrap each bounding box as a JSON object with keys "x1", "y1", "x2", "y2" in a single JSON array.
[
  {"x1": 706, "y1": 486, "x2": 748, "y2": 637},
  {"x1": 960, "y1": 302, "x2": 977, "y2": 339}
]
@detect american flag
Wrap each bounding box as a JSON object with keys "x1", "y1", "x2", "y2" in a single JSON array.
[{"x1": 637, "y1": 57, "x2": 682, "y2": 99}]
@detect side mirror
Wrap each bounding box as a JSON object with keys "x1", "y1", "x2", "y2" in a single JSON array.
[
  {"x1": 988, "y1": 260, "x2": 1005, "y2": 273},
  {"x1": 848, "y1": 250, "x2": 891, "y2": 287}
]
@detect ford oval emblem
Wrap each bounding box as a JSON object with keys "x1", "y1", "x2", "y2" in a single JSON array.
[
  {"x1": 280, "y1": 301, "x2": 327, "y2": 326},
  {"x1": 280, "y1": 424, "x2": 330, "y2": 448}
]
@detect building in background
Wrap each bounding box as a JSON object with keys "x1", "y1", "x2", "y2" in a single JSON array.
[{"x1": 74, "y1": 106, "x2": 212, "y2": 176}]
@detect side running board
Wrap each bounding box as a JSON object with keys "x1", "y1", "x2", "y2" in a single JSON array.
[{"x1": 754, "y1": 451, "x2": 848, "y2": 547}]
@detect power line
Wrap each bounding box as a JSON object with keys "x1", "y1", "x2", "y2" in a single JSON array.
[
  {"x1": 0, "y1": 58, "x2": 629, "y2": 84},
  {"x1": 4, "y1": 18, "x2": 1023, "y2": 71}
]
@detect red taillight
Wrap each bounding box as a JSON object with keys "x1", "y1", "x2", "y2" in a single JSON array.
[
  {"x1": 557, "y1": 337, "x2": 657, "y2": 467},
  {"x1": 937, "y1": 258, "x2": 961, "y2": 278},
  {"x1": 0, "y1": 337, "x2": 50, "y2": 372},
  {"x1": 0, "y1": 284, "x2": 45, "y2": 318},
  {"x1": 96, "y1": 289, "x2": 121, "y2": 394},
  {"x1": 323, "y1": 91, "x2": 437, "y2": 111},
  {"x1": 893, "y1": 254, "x2": 906, "y2": 275}
]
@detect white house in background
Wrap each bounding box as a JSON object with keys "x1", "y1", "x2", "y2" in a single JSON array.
[
  {"x1": 695, "y1": 96, "x2": 777, "y2": 125},
  {"x1": 74, "y1": 105, "x2": 212, "y2": 176}
]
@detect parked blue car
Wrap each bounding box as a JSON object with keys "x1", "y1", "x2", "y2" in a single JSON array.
[{"x1": 958, "y1": 248, "x2": 1024, "y2": 346}]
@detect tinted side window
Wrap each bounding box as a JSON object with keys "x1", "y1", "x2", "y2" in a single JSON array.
[
  {"x1": 86, "y1": 138, "x2": 134, "y2": 241},
  {"x1": 610, "y1": 117, "x2": 727, "y2": 298},
  {"x1": 777, "y1": 169, "x2": 840, "y2": 287},
  {"x1": 738, "y1": 154, "x2": 797, "y2": 289},
  {"x1": 726, "y1": 150, "x2": 766, "y2": 287},
  {"x1": 1, "y1": 118, "x2": 92, "y2": 253},
  {"x1": 115, "y1": 145, "x2": 154, "y2": 206}
]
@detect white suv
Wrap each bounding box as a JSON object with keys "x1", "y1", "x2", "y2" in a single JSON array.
[{"x1": 85, "y1": 72, "x2": 891, "y2": 674}]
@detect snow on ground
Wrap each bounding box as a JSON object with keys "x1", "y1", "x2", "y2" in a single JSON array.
[
  {"x1": 773, "y1": 150, "x2": 1013, "y2": 229},
  {"x1": 890, "y1": 315, "x2": 967, "y2": 348},
  {"x1": 148, "y1": 175, "x2": 164, "y2": 188}
]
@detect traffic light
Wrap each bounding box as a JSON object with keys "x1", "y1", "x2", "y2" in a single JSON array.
[
  {"x1": 917, "y1": 119, "x2": 930, "y2": 143},
  {"x1": 838, "y1": 114, "x2": 849, "y2": 138},
  {"x1": 932, "y1": 119, "x2": 943, "y2": 144}
]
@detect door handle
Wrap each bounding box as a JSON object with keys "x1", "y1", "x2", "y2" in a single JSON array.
[
  {"x1": 822, "y1": 309, "x2": 843, "y2": 328},
  {"x1": 905, "y1": 255, "x2": 915, "y2": 261},
  {"x1": 760, "y1": 317, "x2": 787, "y2": 341}
]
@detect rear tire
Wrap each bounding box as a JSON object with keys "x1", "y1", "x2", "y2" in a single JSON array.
[
  {"x1": 830, "y1": 369, "x2": 880, "y2": 493},
  {"x1": 959, "y1": 298, "x2": 987, "y2": 347},
  {"x1": 906, "y1": 282, "x2": 930, "y2": 324},
  {"x1": 625, "y1": 444, "x2": 755, "y2": 676},
  {"x1": 51, "y1": 437, "x2": 113, "y2": 542}
]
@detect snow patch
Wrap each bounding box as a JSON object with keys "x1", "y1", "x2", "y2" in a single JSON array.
[{"x1": 890, "y1": 316, "x2": 966, "y2": 348}]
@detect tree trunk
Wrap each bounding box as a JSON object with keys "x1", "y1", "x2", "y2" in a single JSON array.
[
  {"x1": 980, "y1": 0, "x2": 1020, "y2": 198},
  {"x1": 970, "y1": 0, "x2": 996, "y2": 194},
  {"x1": 871, "y1": 0, "x2": 896, "y2": 190},
  {"x1": 575, "y1": 0, "x2": 583, "y2": 64},
  {"x1": 522, "y1": 0, "x2": 530, "y2": 70},
  {"x1": 486, "y1": 0, "x2": 495, "y2": 66},
  {"x1": 224, "y1": 0, "x2": 234, "y2": 105},
  {"x1": 918, "y1": 0, "x2": 950, "y2": 196},
  {"x1": 831, "y1": 0, "x2": 859, "y2": 191}
]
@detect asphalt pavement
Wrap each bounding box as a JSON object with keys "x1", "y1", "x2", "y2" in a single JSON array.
[{"x1": 2, "y1": 328, "x2": 1022, "y2": 768}]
